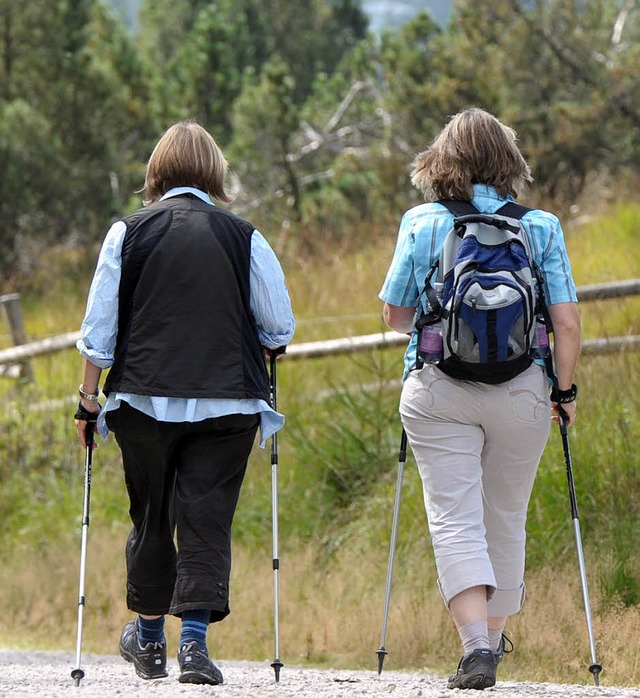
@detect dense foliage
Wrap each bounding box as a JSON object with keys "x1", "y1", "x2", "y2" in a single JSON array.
[{"x1": 1, "y1": 0, "x2": 640, "y2": 280}]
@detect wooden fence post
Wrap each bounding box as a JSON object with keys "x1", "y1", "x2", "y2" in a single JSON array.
[{"x1": 0, "y1": 293, "x2": 34, "y2": 381}]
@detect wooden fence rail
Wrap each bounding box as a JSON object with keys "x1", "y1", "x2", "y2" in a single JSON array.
[
  {"x1": 0, "y1": 293, "x2": 33, "y2": 379},
  {"x1": 575, "y1": 278, "x2": 640, "y2": 301},
  {"x1": 1, "y1": 279, "x2": 640, "y2": 368}
]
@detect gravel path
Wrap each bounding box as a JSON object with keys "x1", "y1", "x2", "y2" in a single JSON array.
[{"x1": 0, "y1": 651, "x2": 638, "y2": 698}]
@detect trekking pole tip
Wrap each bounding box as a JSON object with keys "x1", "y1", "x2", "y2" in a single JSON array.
[
  {"x1": 376, "y1": 647, "x2": 388, "y2": 675},
  {"x1": 589, "y1": 663, "x2": 602, "y2": 686},
  {"x1": 271, "y1": 658, "x2": 283, "y2": 683},
  {"x1": 71, "y1": 668, "x2": 84, "y2": 687}
]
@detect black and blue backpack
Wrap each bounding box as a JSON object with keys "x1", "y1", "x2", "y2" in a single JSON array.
[{"x1": 416, "y1": 199, "x2": 548, "y2": 384}]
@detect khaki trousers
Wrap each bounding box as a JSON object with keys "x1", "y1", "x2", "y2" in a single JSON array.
[{"x1": 400, "y1": 362, "x2": 551, "y2": 616}]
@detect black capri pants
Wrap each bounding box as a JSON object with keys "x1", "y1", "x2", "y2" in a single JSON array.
[{"x1": 106, "y1": 402, "x2": 259, "y2": 623}]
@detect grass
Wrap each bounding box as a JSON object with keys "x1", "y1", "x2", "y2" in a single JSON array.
[
  {"x1": 3, "y1": 524, "x2": 640, "y2": 686},
  {"x1": 565, "y1": 202, "x2": 640, "y2": 339},
  {"x1": 1, "y1": 200, "x2": 640, "y2": 686}
]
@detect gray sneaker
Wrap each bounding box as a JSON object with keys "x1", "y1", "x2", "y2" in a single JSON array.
[
  {"x1": 447, "y1": 648, "x2": 497, "y2": 690},
  {"x1": 177, "y1": 641, "x2": 224, "y2": 685},
  {"x1": 119, "y1": 620, "x2": 168, "y2": 680}
]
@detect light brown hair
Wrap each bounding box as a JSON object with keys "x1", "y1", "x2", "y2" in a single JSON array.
[
  {"x1": 410, "y1": 108, "x2": 533, "y2": 201},
  {"x1": 143, "y1": 120, "x2": 232, "y2": 204}
]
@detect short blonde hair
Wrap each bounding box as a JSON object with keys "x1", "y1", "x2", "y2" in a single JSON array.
[
  {"x1": 411, "y1": 108, "x2": 532, "y2": 201},
  {"x1": 143, "y1": 120, "x2": 232, "y2": 204}
]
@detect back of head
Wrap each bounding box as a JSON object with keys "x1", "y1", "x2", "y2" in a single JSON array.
[
  {"x1": 143, "y1": 120, "x2": 232, "y2": 205},
  {"x1": 411, "y1": 108, "x2": 532, "y2": 201}
]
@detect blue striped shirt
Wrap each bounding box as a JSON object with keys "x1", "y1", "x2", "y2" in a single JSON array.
[
  {"x1": 77, "y1": 187, "x2": 296, "y2": 447},
  {"x1": 379, "y1": 184, "x2": 577, "y2": 379}
]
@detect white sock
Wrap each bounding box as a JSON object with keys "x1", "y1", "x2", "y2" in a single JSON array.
[
  {"x1": 458, "y1": 620, "x2": 490, "y2": 655},
  {"x1": 488, "y1": 625, "x2": 505, "y2": 652}
]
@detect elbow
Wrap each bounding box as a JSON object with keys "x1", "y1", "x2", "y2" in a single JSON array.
[
  {"x1": 383, "y1": 303, "x2": 415, "y2": 334},
  {"x1": 548, "y1": 302, "x2": 581, "y2": 337},
  {"x1": 382, "y1": 303, "x2": 393, "y2": 328},
  {"x1": 555, "y1": 314, "x2": 581, "y2": 337}
]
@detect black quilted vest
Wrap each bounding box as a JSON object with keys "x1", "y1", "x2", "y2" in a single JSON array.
[{"x1": 103, "y1": 194, "x2": 270, "y2": 404}]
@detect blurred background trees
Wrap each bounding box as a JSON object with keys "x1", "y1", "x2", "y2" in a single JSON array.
[{"x1": 1, "y1": 0, "x2": 639, "y2": 281}]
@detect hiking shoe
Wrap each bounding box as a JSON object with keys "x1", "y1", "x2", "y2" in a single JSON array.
[
  {"x1": 177, "y1": 641, "x2": 224, "y2": 685},
  {"x1": 119, "y1": 620, "x2": 168, "y2": 680},
  {"x1": 494, "y1": 634, "x2": 514, "y2": 664},
  {"x1": 447, "y1": 648, "x2": 497, "y2": 690}
]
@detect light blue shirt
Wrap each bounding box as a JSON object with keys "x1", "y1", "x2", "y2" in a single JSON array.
[
  {"x1": 77, "y1": 187, "x2": 296, "y2": 447},
  {"x1": 379, "y1": 184, "x2": 577, "y2": 379}
]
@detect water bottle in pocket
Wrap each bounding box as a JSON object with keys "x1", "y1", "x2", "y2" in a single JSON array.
[{"x1": 416, "y1": 314, "x2": 443, "y2": 364}]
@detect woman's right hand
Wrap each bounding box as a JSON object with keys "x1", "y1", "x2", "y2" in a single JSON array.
[
  {"x1": 74, "y1": 400, "x2": 100, "y2": 448},
  {"x1": 75, "y1": 419, "x2": 98, "y2": 449}
]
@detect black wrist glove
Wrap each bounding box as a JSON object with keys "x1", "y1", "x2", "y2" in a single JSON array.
[
  {"x1": 74, "y1": 401, "x2": 101, "y2": 422},
  {"x1": 550, "y1": 383, "x2": 578, "y2": 404}
]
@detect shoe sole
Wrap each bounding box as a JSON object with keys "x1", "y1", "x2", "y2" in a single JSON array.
[
  {"x1": 448, "y1": 672, "x2": 496, "y2": 690},
  {"x1": 120, "y1": 646, "x2": 168, "y2": 680},
  {"x1": 178, "y1": 669, "x2": 222, "y2": 685}
]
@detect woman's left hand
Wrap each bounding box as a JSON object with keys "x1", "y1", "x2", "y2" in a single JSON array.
[{"x1": 551, "y1": 399, "x2": 576, "y2": 427}]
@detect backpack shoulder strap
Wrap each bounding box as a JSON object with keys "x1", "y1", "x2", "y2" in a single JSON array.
[
  {"x1": 496, "y1": 201, "x2": 536, "y2": 261},
  {"x1": 496, "y1": 201, "x2": 533, "y2": 220},
  {"x1": 421, "y1": 201, "x2": 478, "y2": 316},
  {"x1": 437, "y1": 199, "x2": 479, "y2": 217},
  {"x1": 497, "y1": 201, "x2": 553, "y2": 352}
]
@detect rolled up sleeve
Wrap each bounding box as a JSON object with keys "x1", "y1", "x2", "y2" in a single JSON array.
[
  {"x1": 250, "y1": 231, "x2": 296, "y2": 349},
  {"x1": 533, "y1": 216, "x2": 578, "y2": 306},
  {"x1": 76, "y1": 221, "x2": 126, "y2": 368},
  {"x1": 379, "y1": 213, "x2": 418, "y2": 307}
]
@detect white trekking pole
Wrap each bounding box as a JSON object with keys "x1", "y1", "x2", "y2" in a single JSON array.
[
  {"x1": 269, "y1": 351, "x2": 284, "y2": 682},
  {"x1": 71, "y1": 426, "x2": 94, "y2": 687},
  {"x1": 376, "y1": 428, "x2": 408, "y2": 674}
]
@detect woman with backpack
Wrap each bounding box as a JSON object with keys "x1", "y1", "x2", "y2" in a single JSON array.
[{"x1": 379, "y1": 108, "x2": 580, "y2": 690}]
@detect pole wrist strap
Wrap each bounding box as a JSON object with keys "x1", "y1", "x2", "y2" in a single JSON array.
[
  {"x1": 74, "y1": 401, "x2": 100, "y2": 422},
  {"x1": 550, "y1": 383, "x2": 578, "y2": 404}
]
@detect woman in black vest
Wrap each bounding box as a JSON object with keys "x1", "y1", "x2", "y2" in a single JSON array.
[{"x1": 74, "y1": 121, "x2": 295, "y2": 685}]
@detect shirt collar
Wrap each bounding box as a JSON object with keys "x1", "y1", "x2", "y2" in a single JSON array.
[
  {"x1": 470, "y1": 183, "x2": 516, "y2": 212},
  {"x1": 471, "y1": 183, "x2": 510, "y2": 201},
  {"x1": 160, "y1": 186, "x2": 215, "y2": 206}
]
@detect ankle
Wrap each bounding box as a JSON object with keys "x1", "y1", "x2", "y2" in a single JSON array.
[
  {"x1": 137, "y1": 615, "x2": 165, "y2": 645},
  {"x1": 180, "y1": 609, "x2": 210, "y2": 651},
  {"x1": 458, "y1": 620, "x2": 490, "y2": 655},
  {"x1": 488, "y1": 625, "x2": 506, "y2": 652}
]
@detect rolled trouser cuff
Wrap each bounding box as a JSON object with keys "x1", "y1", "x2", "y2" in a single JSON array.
[
  {"x1": 126, "y1": 581, "x2": 175, "y2": 616},
  {"x1": 487, "y1": 582, "x2": 526, "y2": 617},
  {"x1": 437, "y1": 557, "x2": 497, "y2": 607},
  {"x1": 169, "y1": 576, "x2": 231, "y2": 623}
]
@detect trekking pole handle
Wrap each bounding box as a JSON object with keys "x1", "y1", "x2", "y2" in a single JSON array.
[
  {"x1": 558, "y1": 412, "x2": 579, "y2": 520},
  {"x1": 86, "y1": 424, "x2": 95, "y2": 452},
  {"x1": 269, "y1": 354, "x2": 277, "y2": 411}
]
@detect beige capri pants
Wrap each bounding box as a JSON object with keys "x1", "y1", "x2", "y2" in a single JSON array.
[{"x1": 399, "y1": 362, "x2": 551, "y2": 616}]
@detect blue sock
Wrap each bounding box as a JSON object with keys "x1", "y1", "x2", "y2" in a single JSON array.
[
  {"x1": 180, "y1": 609, "x2": 210, "y2": 651},
  {"x1": 137, "y1": 615, "x2": 165, "y2": 646}
]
